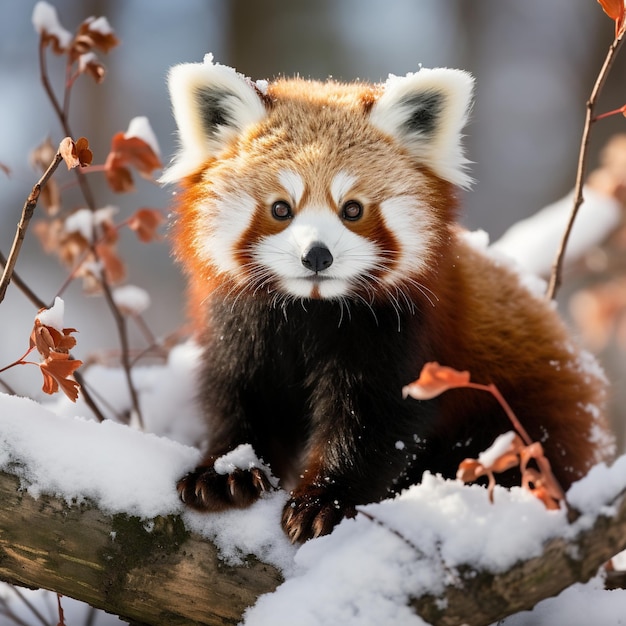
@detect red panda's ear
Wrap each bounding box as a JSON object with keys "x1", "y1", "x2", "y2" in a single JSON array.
[
  {"x1": 369, "y1": 68, "x2": 474, "y2": 189},
  {"x1": 161, "y1": 55, "x2": 267, "y2": 183}
]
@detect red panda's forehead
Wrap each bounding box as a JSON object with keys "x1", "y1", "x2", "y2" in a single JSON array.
[{"x1": 229, "y1": 94, "x2": 422, "y2": 205}]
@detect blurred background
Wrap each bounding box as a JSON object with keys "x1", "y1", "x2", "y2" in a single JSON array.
[{"x1": 0, "y1": 0, "x2": 625, "y2": 447}]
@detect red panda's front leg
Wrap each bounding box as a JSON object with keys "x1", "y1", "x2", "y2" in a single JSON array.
[
  {"x1": 281, "y1": 387, "x2": 418, "y2": 543},
  {"x1": 176, "y1": 342, "x2": 278, "y2": 512}
]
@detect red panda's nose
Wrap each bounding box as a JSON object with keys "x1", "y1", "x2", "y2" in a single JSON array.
[{"x1": 301, "y1": 243, "x2": 334, "y2": 273}]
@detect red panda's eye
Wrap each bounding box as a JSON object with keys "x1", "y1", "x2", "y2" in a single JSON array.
[
  {"x1": 341, "y1": 200, "x2": 363, "y2": 221},
  {"x1": 271, "y1": 200, "x2": 293, "y2": 220}
]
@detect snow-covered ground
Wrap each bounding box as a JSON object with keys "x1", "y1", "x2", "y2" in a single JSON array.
[{"x1": 0, "y1": 337, "x2": 625, "y2": 626}]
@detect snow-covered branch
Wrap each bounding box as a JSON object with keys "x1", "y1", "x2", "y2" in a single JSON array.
[
  {"x1": 0, "y1": 381, "x2": 625, "y2": 626},
  {"x1": 0, "y1": 467, "x2": 283, "y2": 626},
  {"x1": 413, "y1": 487, "x2": 626, "y2": 626}
]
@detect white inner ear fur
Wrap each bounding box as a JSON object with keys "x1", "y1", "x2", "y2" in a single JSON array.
[
  {"x1": 369, "y1": 68, "x2": 474, "y2": 189},
  {"x1": 161, "y1": 58, "x2": 267, "y2": 183}
]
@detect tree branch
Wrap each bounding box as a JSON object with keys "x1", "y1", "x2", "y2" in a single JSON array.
[
  {"x1": 546, "y1": 28, "x2": 626, "y2": 300},
  {"x1": 413, "y1": 489, "x2": 626, "y2": 626},
  {"x1": 0, "y1": 469, "x2": 283, "y2": 626},
  {"x1": 0, "y1": 455, "x2": 624, "y2": 626},
  {"x1": 0, "y1": 149, "x2": 63, "y2": 305}
]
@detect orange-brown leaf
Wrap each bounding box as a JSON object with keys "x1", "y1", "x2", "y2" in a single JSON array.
[
  {"x1": 127, "y1": 208, "x2": 165, "y2": 242},
  {"x1": 78, "y1": 52, "x2": 106, "y2": 84},
  {"x1": 402, "y1": 361, "x2": 471, "y2": 400},
  {"x1": 30, "y1": 318, "x2": 78, "y2": 359},
  {"x1": 74, "y1": 137, "x2": 93, "y2": 166},
  {"x1": 95, "y1": 240, "x2": 126, "y2": 285},
  {"x1": 107, "y1": 132, "x2": 163, "y2": 178},
  {"x1": 597, "y1": 0, "x2": 626, "y2": 34},
  {"x1": 60, "y1": 137, "x2": 93, "y2": 170},
  {"x1": 30, "y1": 136, "x2": 57, "y2": 172},
  {"x1": 598, "y1": 0, "x2": 624, "y2": 20},
  {"x1": 39, "y1": 352, "x2": 82, "y2": 402},
  {"x1": 456, "y1": 458, "x2": 487, "y2": 483},
  {"x1": 39, "y1": 177, "x2": 61, "y2": 215},
  {"x1": 74, "y1": 16, "x2": 120, "y2": 55},
  {"x1": 104, "y1": 160, "x2": 135, "y2": 193}
]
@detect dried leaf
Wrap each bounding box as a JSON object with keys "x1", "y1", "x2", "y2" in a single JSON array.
[
  {"x1": 78, "y1": 52, "x2": 106, "y2": 83},
  {"x1": 598, "y1": 0, "x2": 624, "y2": 20},
  {"x1": 74, "y1": 16, "x2": 119, "y2": 56},
  {"x1": 104, "y1": 162, "x2": 135, "y2": 193},
  {"x1": 456, "y1": 458, "x2": 487, "y2": 483},
  {"x1": 402, "y1": 361, "x2": 471, "y2": 400},
  {"x1": 39, "y1": 351, "x2": 82, "y2": 401},
  {"x1": 597, "y1": 0, "x2": 626, "y2": 34},
  {"x1": 95, "y1": 240, "x2": 126, "y2": 285},
  {"x1": 104, "y1": 131, "x2": 162, "y2": 190},
  {"x1": 30, "y1": 136, "x2": 57, "y2": 172},
  {"x1": 60, "y1": 137, "x2": 93, "y2": 170},
  {"x1": 75, "y1": 137, "x2": 93, "y2": 166},
  {"x1": 40, "y1": 178, "x2": 61, "y2": 215},
  {"x1": 30, "y1": 317, "x2": 78, "y2": 359},
  {"x1": 127, "y1": 208, "x2": 165, "y2": 242}
]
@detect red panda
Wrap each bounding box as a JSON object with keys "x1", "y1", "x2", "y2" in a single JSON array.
[{"x1": 163, "y1": 56, "x2": 613, "y2": 543}]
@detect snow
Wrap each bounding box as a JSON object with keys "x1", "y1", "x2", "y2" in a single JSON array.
[
  {"x1": 32, "y1": 1, "x2": 72, "y2": 51},
  {"x1": 214, "y1": 443, "x2": 276, "y2": 487},
  {"x1": 478, "y1": 430, "x2": 516, "y2": 468},
  {"x1": 84, "y1": 15, "x2": 113, "y2": 36},
  {"x1": 78, "y1": 51, "x2": 99, "y2": 72},
  {"x1": 63, "y1": 205, "x2": 118, "y2": 242},
  {"x1": 491, "y1": 187, "x2": 621, "y2": 277},
  {"x1": 35, "y1": 296, "x2": 65, "y2": 331},
  {"x1": 255, "y1": 79, "x2": 269, "y2": 94},
  {"x1": 0, "y1": 338, "x2": 625, "y2": 625},
  {"x1": 124, "y1": 115, "x2": 161, "y2": 157},
  {"x1": 112, "y1": 284, "x2": 151, "y2": 316},
  {"x1": 0, "y1": 392, "x2": 196, "y2": 517}
]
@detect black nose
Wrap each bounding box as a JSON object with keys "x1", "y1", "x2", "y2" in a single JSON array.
[{"x1": 301, "y1": 243, "x2": 333, "y2": 272}]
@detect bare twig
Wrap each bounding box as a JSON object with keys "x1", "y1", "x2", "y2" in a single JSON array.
[
  {"x1": 0, "y1": 149, "x2": 63, "y2": 305},
  {"x1": 546, "y1": 28, "x2": 626, "y2": 300}
]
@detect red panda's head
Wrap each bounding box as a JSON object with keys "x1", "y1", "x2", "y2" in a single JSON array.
[{"x1": 164, "y1": 56, "x2": 473, "y2": 310}]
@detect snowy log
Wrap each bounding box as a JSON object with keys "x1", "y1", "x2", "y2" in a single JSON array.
[
  {"x1": 412, "y1": 488, "x2": 626, "y2": 626},
  {"x1": 0, "y1": 458, "x2": 625, "y2": 626},
  {"x1": 0, "y1": 469, "x2": 283, "y2": 626},
  {"x1": 0, "y1": 382, "x2": 625, "y2": 626}
]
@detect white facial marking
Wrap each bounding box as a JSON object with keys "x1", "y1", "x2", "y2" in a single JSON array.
[
  {"x1": 330, "y1": 171, "x2": 357, "y2": 206},
  {"x1": 278, "y1": 170, "x2": 305, "y2": 205},
  {"x1": 378, "y1": 195, "x2": 435, "y2": 280},
  {"x1": 197, "y1": 189, "x2": 256, "y2": 274},
  {"x1": 253, "y1": 208, "x2": 379, "y2": 299}
]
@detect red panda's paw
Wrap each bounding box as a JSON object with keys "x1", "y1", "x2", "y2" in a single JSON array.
[
  {"x1": 177, "y1": 464, "x2": 273, "y2": 512},
  {"x1": 281, "y1": 487, "x2": 357, "y2": 543}
]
